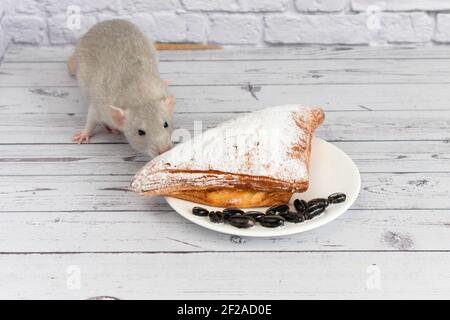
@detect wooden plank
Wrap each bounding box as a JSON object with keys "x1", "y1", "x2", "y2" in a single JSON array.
[
  {"x1": 2, "y1": 84, "x2": 450, "y2": 115},
  {"x1": 3, "y1": 45, "x2": 449, "y2": 300},
  {"x1": 6, "y1": 45, "x2": 450, "y2": 62},
  {"x1": 0, "y1": 252, "x2": 449, "y2": 299},
  {"x1": 0, "y1": 111, "x2": 448, "y2": 144},
  {"x1": 0, "y1": 144, "x2": 144, "y2": 175},
  {"x1": 2, "y1": 59, "x2": 450, "y2": 87},
  {"x1": 0, "y1": 210, "x2": 448, "y2": 253},
  {"x1": 0, "y1": 141, "x2": 448, "y2": 176},
  {"x1": 0, "y1": 173, "x2": 448, "y2": 212}
]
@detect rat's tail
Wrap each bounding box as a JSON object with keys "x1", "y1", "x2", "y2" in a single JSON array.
[{"x1": 155, "y1": 43, "x2": 222, "y2": 51}]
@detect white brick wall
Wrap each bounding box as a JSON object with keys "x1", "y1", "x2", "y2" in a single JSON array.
[
  {"x1": 265, "y1": 14, "x2": 370, "y2": 45},
  {"x1": 0, "y1": 1, "x2": 8, "y2": 59},
  {"x1": 296, "y1": 0, "x2": 348, "y2": 12},
  {"x1": 2, "y1": 0, "x2": 450, "y2": 47},
  {"x1": 380, "y1": 13, "x2": 433, "y2": 43},
  {"x1": 210, "y1": 14, "x2": 260, "y2": 44},
  {"x1": 352, "y1": 0, "x2": 450, "y2": 12},
  {"x1": 435, "y1": 14, "x2": 450, "y2": 43}
]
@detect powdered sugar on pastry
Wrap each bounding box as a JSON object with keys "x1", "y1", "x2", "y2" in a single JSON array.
[{"x1": 131, "y1": 105, "x2": 324, "y2": 196}]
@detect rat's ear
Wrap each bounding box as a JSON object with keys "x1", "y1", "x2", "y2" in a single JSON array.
[
  {"x1": 109, "y1": 105, "x2": 127, "y2": 129},
  {"x1": 164, "y1": 96, "x2": 175, "y2": 112}
]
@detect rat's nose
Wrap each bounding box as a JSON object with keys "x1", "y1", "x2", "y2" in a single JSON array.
[
  {"x1": 160, "y1": 141, "x2": 174, "y2": 154},
  {"x1": 158, "y1": 145, "x2": 172, "y2": 155}
]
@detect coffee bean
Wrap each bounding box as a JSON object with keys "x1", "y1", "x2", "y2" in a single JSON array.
[
  {"x1": 259, "y1": 215, "x2": 285, "y2": 228},
  {"x1": 223, "y1": 208, "x2": 244, "y2": 221},
  {"x1": 194, "y1": 192, "x2": 343, "y2": 228},
  {"x1": 229, "y1": 216, "x2": 256, "y2": 229},
  {"x1": 266, "y1": 204, "x2": 289, "y2": 215},
  {"x1": 304, "y1": 203, "x2": 326, "y2": 220},
  {"x1": 245, "y1": 211, "x2": 265, "y2": 222},
  {"x1": 293, "y1": 199, "x2": 307, "y2": 213},
  {"x1": 209, "y1": 211, "x2": 224, "y2": 224},
  {"x1": 307, "y1": 198, "x2": 329, "y2": 207},
  {"x1": 328, "y1": 192, "x2": 346, "y2": 204},
  {"x1": 280, "y1": 211, "x2": 305, "y2": 223},
  {"x1": 192, "y1": 206, "x2": 209, "y2": 217},
  {"x1": 223, "y1": 207, "x2": 245, "y2": 214}
]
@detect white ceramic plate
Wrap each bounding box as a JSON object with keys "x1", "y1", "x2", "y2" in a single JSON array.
[{"x1": 165, "y1": 138, "x2": 361, "y2": 237}]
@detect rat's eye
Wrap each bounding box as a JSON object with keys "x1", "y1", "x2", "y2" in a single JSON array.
[
  {"x1": 138, "y1": 129, "x2": 146, "y2": 136},
  {"x1": 163, "y1": 121, "x2": 169, "y2": 128}
]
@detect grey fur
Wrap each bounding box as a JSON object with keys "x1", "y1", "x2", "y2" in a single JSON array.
[{"x1": 70, "y1": 19, "x2": 174, "y2": 157}]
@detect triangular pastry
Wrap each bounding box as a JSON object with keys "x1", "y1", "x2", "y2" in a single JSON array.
[{"x1": 131, "y1": 105, "x2": 324, "y2": 208}]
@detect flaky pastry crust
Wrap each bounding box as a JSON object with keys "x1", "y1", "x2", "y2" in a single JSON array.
[{"x1": 131, "y1": 105, "x2": 324, "y2": 207}]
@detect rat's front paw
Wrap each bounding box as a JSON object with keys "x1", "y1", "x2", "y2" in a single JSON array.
[{"x1": 72, "y1": 132, "x2": 92, "y2": 144}]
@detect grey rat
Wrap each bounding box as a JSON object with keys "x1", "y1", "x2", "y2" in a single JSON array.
[{"x1": 68, "y1": 19, "x2": 175, "y2": 157}]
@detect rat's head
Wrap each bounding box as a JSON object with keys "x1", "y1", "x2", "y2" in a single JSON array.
[{"x1": 109, "y1": 96, "x2": 175, "y2": 157}]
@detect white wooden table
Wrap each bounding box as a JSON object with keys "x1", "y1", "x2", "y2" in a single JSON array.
[{"x1": 0, "y1": 46, "x2": 449, "y2": 299}]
